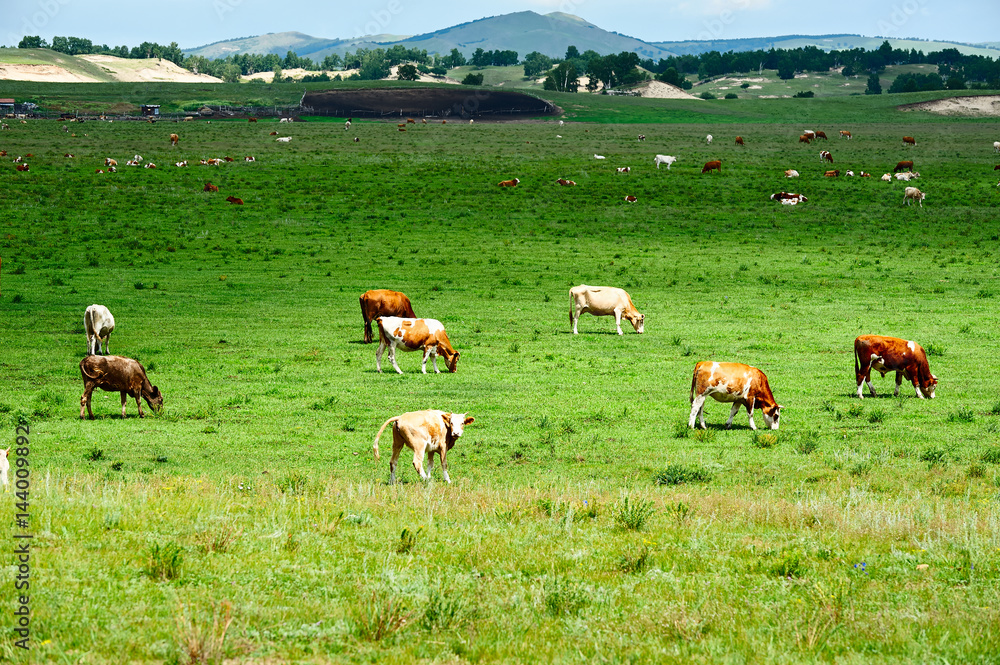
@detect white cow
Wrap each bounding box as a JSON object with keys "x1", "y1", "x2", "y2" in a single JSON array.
[
  {"x1": 994, "y1": 141, "x2": 1000, "y2": 153},
  {"x1": 279, "y1": 117, "x2": 292, "y2": 123},
  {"x1": 881, "y1": 173, "x2": 892, "y2": 182},
  {"x1": 84, "y1": 304, "x2": 115, "y2": 356},
  {"x1": 275, "y1": 137, "x2": 292, "y2": 142},
  {"x1": 895, "y1": 171, "x2": 920, "y2": 181},
  {"x1": 569, "y1": 285, "x2": 644, "y2": 335},
  {"x1": 903, "y1": 187, "x2": 925, "y2": 207},
  {"x1": 706, "y1": 134, "x2": 713, "y2": 145},
  {"x1": 654, "y1": 154, "x2": 677, "y2": 170},
  {"x1": 784, "y1": 169, "x2": 799, "y2": 178},
  {"x1": 345, "y1": 120, "x2": 351, "y2": 131},
  {"x1": 594, "y1": 154, "x2": 606, "y2": 160}
]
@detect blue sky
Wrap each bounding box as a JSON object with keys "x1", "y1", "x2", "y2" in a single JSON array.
[{"x1": 5, "y1": 0, "x2": 998, "y2": 50}]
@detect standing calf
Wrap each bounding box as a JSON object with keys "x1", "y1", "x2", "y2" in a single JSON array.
[
  {"x1": 80, "y1": 356, "x2": 163, "y2": 419},
  {"x1": 373, "y1": 410, "x2": 474, "y2": 484},
  {"x1": 84, "y1": 304, "x2": 115, "y2": 356}
]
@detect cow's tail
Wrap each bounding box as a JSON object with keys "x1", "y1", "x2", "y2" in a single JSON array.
[
  {"x1": 80, "y1": 360, "x2": 103, "y2": 381},
  {"x1": 689, "y1": 366, "x2": 697, "y2": 404},
  {"x1": 569, "y1": 291, "x2": 575, "y2": 328},
  {"x1": 359, "y1": 296, "x2": 370, "y2": 342},
  {"x1": 854, "y1": 340, "x2": 862, "y2": 379},
  {"x1": 372, "y1": 416, "x2": 401, "y2": 461}
]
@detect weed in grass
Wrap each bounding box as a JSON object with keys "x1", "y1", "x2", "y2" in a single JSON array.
[
  {"x1": 175, "y1": 600, "x2": 234, "y2": 665},
  {"x1": 544, "y1": 579, "x2": 590, "y2": 617},
  {"x1": 202, "y1": 425, "x2": 217, "y2": 434},
  {"x1": 990, "y1": 401, "x2": 1000, "y2": 416},
  {"x1": 509, "y1": 342, "x2": 520, "y2": 353},
  {"x1": 682, "y1": 345, "x2": 696, "y2": 357},
  {"x1": 575, "y1": 499, "x2": 600, "y2": 521},
  {"x1": 976, "y1": 289, "x2": 994, "y2": 299},
  {"x1": 671, "y1": 336, "x2": 682, "y2": 346},
  {"x1": 197, "y1": 523, "x2": 243, "y2": 554},
  {"x1": 104, "y1": 511, "x2": 122, "y2": 530},
  {"x1": 752, "y1": 431, "x2": 780, "y2": 448},
  {"x1": 617, "y1": 545, "x2": 653, "y2": 574},
  {"x1": 849, "y1": 461, "x2": 872, "y2": 476},
  {"x1": 654, "y1": 464, "x2": 712, "y2": 486},
  {"x1": 110, "y1": 461, "x2": 123, "y2": 471},
  {"x1": 396, "y1": 527, "x2": 422, "y2": 554},
  {"x1": 846, "y1": 404, "x2": 865, "y2": 418},
  {"x1": 981, "y1": 447, "x2": 1000, "y2": 464},
  {"x1": 87, "y1": 447, "x2": 105, "y2": 461},
  {"x1": 144, "y1": 542, "x2": 184, "y2": 581},
  {"x1": 613, "y1": 496, "x2": 655, "y2": 531},
  {"x1": 771, "y1": 551, "x2": 805, "y2": 579},
  {"x1": 959, "y1": 323, "x2": 971, "y2": 333},
  {"x1": 967, "y1": 463, "x2": 986, "y2": 479},
  {"x1": 134, "y1": 282, "x2": 145, "y2": 290},
  {"x1": 867, "y1": 408, "x2": 887, "y2": 424},
  {"x1": 282, "y1": 533, "x2": 300, "y2": 554},
  {"x1": 275, "y1": 472, "x2": 308, "y2": 494},
  {"x1": 422, "y1": 587, "x2": 467, "y2": 631},
  {"x1": 920, "y1": 447, "x2": 948, "y2": 466},
  {"x1": 947, "y1": 406, "x2": 975, "y2": 423},
  {"x1": 345, "y1": 513, "x2": 372, "y2": 527},
  {"x1": 667, "y1": 501, "x2": 692, "y2": 526},
  {"x1": 692, "y1": 428, "x2": 715, "y2": 443},
  {"x1": 342, "y1": 418, "x2": 357, "y2": 432},
  {"x1": 796, "y1": 430, "x2": 820, "y2": 455},
  {"x1": 673, "y1": 422, "x2": 690, "y2": 439},
  {"x1": 11, "y1": 294, "x2": 22, "y2": 303},
  {"x1": 354, "y1": 590, "x2": 412, "y2": 642},
  {"x1": 924, "y1": 342, "x2": 945, "y2": 356}
]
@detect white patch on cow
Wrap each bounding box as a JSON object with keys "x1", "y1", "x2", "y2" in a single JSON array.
[
  {"x1": 907, "y1": 340, "x2": 915, "y2": 353},
  {"x1": 424, "y1": 319, "x2": 444, "y2": 335}
]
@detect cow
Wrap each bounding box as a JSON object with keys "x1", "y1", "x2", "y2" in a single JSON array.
[
  {"x1": 735, "y1": 136, "x2": 745, "y2": 146},
  {"x1": 895, "y1": 171, "x2": 920, "y2": 181},
  {"x1": 903, "y1": 186, "x2": 925, "y2": 207},
  {"x1": 498, "y1": 178, "x2": 519, "y2": 187},
  {"x1": 95, "y1": 169, "x2": 104, "y2": 174},
  {"x1": 569, "y1": 284, "x2": 644, "y2": 335},
  {"x1": 824, "y1": 170, "x2": 840, "y2": 177},
  {"x1": 279, "y1": 117, "x2": 292, "y2": 123},
  {"x1": 224, "y1": 156, "x2": 234, "y2": 162},
  {"x1": 903, "y1": 136, "x2": 916, "y2": 146},
  {"x1": 689, "y1": 361, "x2": 782, "y2": 430},
  {"x1": 372, "y1": 410, "x2": 474, "y2": 484},
  {"x1": 894, "y1": 160, "x2": 914, "y2": 173},
  {"x1": 270, "y1": 131, "x2": 278, "y2": 136},
  {"x1": 701, "y1": 160, "x2": 721, "y2": 174},
  {"x1": 105, "y1": 158, "x2": 117, "y2": 167},
  {"x1": 375, "y1": 316, "x2": 460, "y2": 374},
  {"x1": 995, "y1": 141, "x2": 1000, "y2": 153},
  {"x1": 144, "y1": 163, "x2": 157, "y2": 169},
  {"x1": 995, "y1": 164, "x2": 1000, "y2": 170},
  {"x1": 820, "y1": 151, "x2": 833, "y2": 163},
  {"x1": 0, "y1": 448, "x2": 7, "y2": 491},
  {"x1": 84, "y1": 304, "x2": 115, "y2": 356},
  {"x1": 169, "y1": 133, "x2": 179, "y2": 146},
  {"x1": 558, "y1": 120, "x2": 564, "y2": 126},
  {"x1": 175, "y1": 160, "x2": 188, "y2": 167},
  {"x1": 594, "y1": 154, "x2": 605, "y2": 160},
  {"x1": 353, "y1": 137, "x2": 360, "y2": 143},
  {"x1": 0, "y1": 151, "x2": 6, "y2": 156},
  {"x1": 840, "y1": 130, "x2": 852, "y2": 139},
  {"x1": 80, "y1": 355, "x2": 163, "y2": 419},
  {"x1": 803, "y1": 130, "x2": 816, "y2": 140},
  {"x1": 397, "y1": 123, "x2": 406, "y2": 128},
  {"x1": 799, "y1": 135, "x2": 811, "y2": 144},
  {"x1": 860, "y1": 171, "x2": 872, "y2": 177},
  {"x1": 784, "y1": 169, "x2": 799, "y2": 178},
  {"x1": 556, "y1": 178, "x2": 576, "y2": 186},
  {"x1": 248, "y1": 117, "x2": 258, "y2": 123},
  {"x1": 854, "y1": 335, "x2": 937, "y2": 399},
  {"x1": 770, "y1": 192, "x2": 808, "y2": 205},
  {"x1": 107, "y1": 166, "x2": 116, "y2": 172},
  {"x1": 345, "y1": 120, "x2": 351, "y2": 131},
  {"x1": 624, "y1": 195, "x2": 638, "y2": 203},
  {"x1": 616, "y1": 167, "x2": 631, "y2": 173},
  {"x1": 398, "y1": 127, "x2": 407, "y2": 132},
  {"x1": 205, "y1": 158, "x2": 222, "y2": 166},
  {"x1": 245, "y1": 155, "x2": 256, "y2": 162},
  {"x1": 276, "y1": 136, "x2": 292, "y2": 142},
  {"x1": 64, "y1": 153, "x2": 74, "y2": 158},
  {"x1": 421, "y1": 118, "x2": 426, "y2": 124},
  {"x1": 637, "y1": 134, "x2": 645, "y2": 141},
  {"x1": 706, "y1": 134, "x2": 713, "y2": 145},
  {"x1": 204, "y1": 182, "x2": 219, "y2": 192},
  {"x1": 126, "y1": 159, "x2": 140, "y2": 167},
  {"x1": 815, "y1": 131, "x2": 828, "y2": 140},
  {"x1": 845, "y1": 170, "x2": 855, "y2": 177},
  {"x1": 226, "y1": 196, "x2": 244, "y2": 205},
  {"x1": 359, "y1": 289, "x2": 416, "y2": 344},
  {"x1": 881, "y1": 173, "x2": 892, "y2": 181},
  {"x1": 14, "y1": 164, "x2": 28, "y2": 172},
  {"x1": 654, "y1": 155, "x2": 677, "y2": 169}
]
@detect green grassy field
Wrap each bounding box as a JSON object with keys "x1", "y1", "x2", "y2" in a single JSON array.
[{"x1": 1, "y1": 92, "x2": 999, "y2": 663}]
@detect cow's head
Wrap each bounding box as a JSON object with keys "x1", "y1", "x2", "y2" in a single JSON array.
[
  {"x1": 921, "y1": 375, "x2": 938, "y2": 399},
  {"x1": 762, "y1": 403, "x2": 782, "y2": 430},
  {"x1": 148, "y1": 386, "x2": 164, "y2": 412},
  {"x1": 626, "y1": 312, "x2": 645, "y2": 334},
  {"x1": 446, "y1": 413, "x2": 475, "y2": 439},
  {"x1": 443, "y1": 349, "x2": 460, "y2": 373}
]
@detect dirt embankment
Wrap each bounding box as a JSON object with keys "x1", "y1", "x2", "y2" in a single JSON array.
[
  {"x1": 900, "y1": 95, "x2": 1000, "y2": 116},
  {"x1": 301, "y1": 88, "x2": 559, "y2": 119},
  {"x1": 0, "y1": 55, "x2": 221, "y2": 83}
]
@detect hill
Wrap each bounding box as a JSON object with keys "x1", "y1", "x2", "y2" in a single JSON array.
[
  {"x1": 653, "y1": 34, "x2": 1000, "y2": 58},
  {"x1": 0, "y1": 48, "x2": 221, "y2": 83},
  {"x1": 183, "y1": 30, "x2": 409, "y2": 60}
]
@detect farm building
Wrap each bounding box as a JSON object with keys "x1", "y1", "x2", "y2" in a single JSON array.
[
  {"x1": 141, "y1": 104, "x2": 160, "y2": 117},
  {"x1": 0, "y1": 99, "x2": 14, "y2": 115}
]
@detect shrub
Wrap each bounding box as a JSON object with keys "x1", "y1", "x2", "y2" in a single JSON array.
[
  {"x1": 920, "y1": 447, "x2": 947, "y2": 465},
  {"x1": 175, "y1": 601, "x2": 234, "y2": 665},
  {"x1": 87, "y1": 447, "x2": 105, "y2": 461},
  {"x1": 144, "y1": 542, "x2": 183, "y2": 580},
  {"x1": 699, "y1": 91, "x2": 716, "y2": 100},
  {"x1": 422, "y1": 587, "x2": 466, "y2": 630},
  {"x1": 796, "y1": 430, "x2": 820, "y2": 455},
  {"x1": 751, "y1": 431, "x2": 779, "y2": 448},
  {"x1": 354, "y1": 590, "x2": 412, "y2": 641},
  {"x1": 980, "y1": 447, "x2": 1000, "y2": 464},
  {"x1": 771, "y1": 551, "x2": 805, "y2": 578},
  {"x1": 654, "y1": 464, "x2": 712, "y2": 486},
  {"x1": 868, "y1": 408, "x2": 887, "y2": 424},
  {"x1": 613, "y1": 496, "x2": 656, "y2": 531},
  {"x1": 947, "y1": 406, "x2": 975, "y2": 423},
  {"x1": 396, "y1": 527, "x2": 422, "y2": 554},
  {"x1": 544, "y1": 579, "x2": 589, "y2": 616},
  {"x1": 673, "y1": 422, "x2": 690, "y2": 439},
  {"x1": 793, "y1": 90, "x2": 815, "y2": 98},
  {"x1": 461, "y1": 73, "x2": 484, "y2": 86},
  {"x1": 924, "y1": 342, "x2": 945, "y2": 356},
  {"x1": 967, "y1": 463, "x2": 986, "y2": 479},
  {"x1": 617, "y1": 545, "x2": 652, "y2": 574},
  {"x1": 275, "y1": 472, "x2": 309, "y2": 494},
  {"x1": 724, "y1": 93, "x2": 738, "y2": 99}
]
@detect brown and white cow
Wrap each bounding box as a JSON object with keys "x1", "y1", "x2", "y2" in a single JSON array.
[
  {"x1": 570, "y1": 284, "x2": 644, "y2": 335},
  {"x1": 373, "y1": 409, "x2": 474, "y2": 484},
  {"x1": 803, "y1": 130, "x2": 816, "y2": 140},
  {"x1": 376, "y1": 317, "x2": 459, "y2": 374},
  {"x1": 903, "y1": 186, "x2": 925, "y2": 207},
  {"x1": 556, "y1": 178, "x2": 576, "y2": 186},
  {"x1": 854, "y1": 335, "x2": 937, "y2": 399},
  {"x1": 839, "y1": 130, "x2": 852, "y2": 139},
  {"x1": 902, "y1": 136, "x2": 916, "y2": 146},
  {"x1": 689, "y1": 361, "x2": 782, "y2": 430},
  {"x1": 359, "y1": 289, "x2": 416, "y2": 343},
  {"x1": 784, "y1": 169, "x2": 799, "y2": 178},
  {"x1": 894, "y1": 160, "x2": 914, "y2": 173},
  {"x1": 169, "y1": 133, "x2": 179, "y2": 146},
  {"x1": 770, "y1": 192, "x2": 808, "y2": 205},
  {"x1": 14, "y1": 164, "x2": 28, "y2": 172},
  {"x1": 820, "y1": 150, "x2": 833, "y2": 163},
  {"x1": 204, "y1": 182, "x2": 219, "y2": 192},
  {"x1": 498, "y1": 178, "x2": 519, "y2": 187},
  {"x1": 701, "y1": 160, "x2": 721, "y2": 174},
  {"x1": 616, "y1": 166, "x2": 631, "y2": 173},
  {"x1": 80, "y1": 355, "x2": 163, "y2": 419},
  {"x1": 624, "y1": 195, "x2": 638, "y2": 203}
]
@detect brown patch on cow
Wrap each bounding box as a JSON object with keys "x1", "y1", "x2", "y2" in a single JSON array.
[{"x1": 701, "y1": 160, "x2": 721, "y2": 174}]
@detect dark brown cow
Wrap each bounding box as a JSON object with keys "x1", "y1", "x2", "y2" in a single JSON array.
[
  {"x1": 225, "y1": 196, "x2": 243, "y2": 205},
  {"x1": 701, "y1": 160, "x2": 722, "y2": 173},
  {"x1": 824, "y1": 170, "x2": 840, "y2": 177},
  {"x1": 248, "y1": 117, "x2": 258, "y2": 123},
  {"x1": 902, "y1": 136, "x2": 916, "y2": 146},
  {"x1": 854, "y1": 335, "x2": 937, "y2": 399},
  {"x1": 203, "y1": 182, "x2": 219, "y2": 192},
  {"x1": 14, "y1": 164, "x2": 28, "y2": 172},
  {"x1": 815, "y1": 131, "x2": 828, "y2": 140},
  {"x1": 80, "y1": 356, "x2": 163, "y2": 419},
  {"x1": 689, "y1": 361, "x2": 782, "y2": 430},
  {"x1": 735, "y1": 136, "x2": 745, "y2": 146},
  {"x1": 360, "y1": 289, "x2": 416, "y2": 343},
  {"x1": 894, "y1": 160, "x2": 914, "y2": 173}
]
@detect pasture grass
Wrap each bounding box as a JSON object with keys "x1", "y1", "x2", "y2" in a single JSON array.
[{"x1": 0, "y1": 97, "x2": 999, "y2": 662}]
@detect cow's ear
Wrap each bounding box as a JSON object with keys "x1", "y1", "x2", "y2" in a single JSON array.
[{"x1": 463, "y1": 416, "x2": 475, "y2": 425}]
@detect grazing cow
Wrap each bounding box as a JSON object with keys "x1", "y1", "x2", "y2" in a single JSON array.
[
  {"x1": 14, "y1": 164, "x2": 28, "y2": 172},
  {"x1": 372, "y1": 410, "x2": 474, "y2": 484},
  {"x1": 689, "y1": 361, "x2": 782, "y2": 430},
  {"x1": 881, "y1": 173, "x2": 892, "y2": 181},
  {"x1": 559, "y1": 120, "x2": 564, "y2": 126},
  {"x1": 840, "y1": 130, "x2": 852, "y2": 139},
  {"x1": 64, "y1": 153, "x2": 74, "y2": 158},
  {"x1": 144, "y1": 163, "x2": 156, "y2": 169},
  {"x1": 995, "y1": 164, "x2": 1000, "y2": 170},
  {"x1": 902, "y1": 136, "x2": 916, "y2": 146},
  {"x1": 498, "y1": 178, "x2": 520, "y2": 187},
  {"x1": 354, "y1": 137, "x2": 360, "y2": 143},
  {"x1": 803, "y1": 130, "x2": 816, "y2": 140},
  {"x1": 406, "y1": 118, "x2": 416, "y2": 124},
  {"x1": 799, "y1": 134, "x2": 811, "y2": 144},
  {"x1": 170, "y1": 133, "x2": 179, "y2": 146},
  {"x1": 993, "y1": 141, "x2": 999, "y2": 153},
  {"x1": 375, "y1": 316, "x2": 460, "y2": 374},
  {"x1": 397, "y1": 123, "x2": 406, "y2": 128},
  {"x1": 895, "y1": 171, "x2": 920, "y2": 181},
  {"x1": 638, "y1": 134, "x2": 645, "y2": 141},
  {"x1": 23, "y1": 153, "x2": 33, "y2": 158},
  {"x1": 84, "y1": 304, "x2": 115, "y2": 356},
  {"x1": 594, "y1": 154, "x2": 605, "y2": 160},
  {"x1": 270, "y1": 131, "x2": 278, "y2": 136},
  {"x1": 903, "y1": 186, "x2": 925, "y2": 207},
  {"x1": 0, "y1": 151, "x2": 6, "y2": 156},
  {"x1": 442, "y1": 120, "x2": 447, "y2": 124},
  {"x1": 0, "y1": 448, "x2": 7, "y2": 491},
  {"x1": 105, "y1": 158, "x2": 117, "y2": 167},
  {"x1": 569, "y1": 284, "x2": 644, "y2": 335},
  {"x1": 204, "y1": 182, "x2": 219, "y2": 192},
  {"x1": 706, "y1": 134, "x2": 713, "y2": 145},
  {"x1": 820, "y1": 150, "x2": 833, "y2": 163},
  {"x1": 226, "y1": 196, "x2": 244, "y2": 205},
  {"x1": 359, "y1": 289, "x2": 416, "y2": 344},
  {"x1": 701, "y1": 160, "x2": 722, "y2": 173},
  {"x1": 770, "y1": 192, "x2": 808, "y2": 205},
  {"x1": 815, "y1": 131, "x2": 828, "y2": 140},
  {"x1": 616, "y1": 167, "x2": 631, "y2": 173},
  {"x1": 735, "y1": 136, "x2": 745, "y2": 146},
  {"x1": 784, "y1": 169, "x2": 799, "y2": 178},
  {"x1": 556, "y1": 178, "x2": 576, "y2": 186},
  {"x1": 824, "y1": 170, "x2": 840, "y2": 177},
  {"x1": 248, "y1": 117, "x2": 257, "y2": 123},
  {"x1": 80, "y1": 355, "x2": 163, "y2": 419},
  {"x1": 245, "y1": 155, "x2": 256, "y2": 162},
  {"x1": 276, "y1": 137, "x2": 292, "y2": 142},
  {"x1": 654, "y1": 155, "x2": 677, "y2": 169},
  {"x1": 894, "y1": 160, "x2": 914, "y2": 173},
  {"x1": 279, "y1": 117, "x2": 291, "y2": 123},
  {"x1": 624, "y1": 195, "x2": 638, "y2": 203},
  {"x1": 224, "y1": 156, "x2": 234, "y2": 162},
  {"x1": 175, "y1": 160, "x2": 188, "y2": 167},
  {"x1": 854, "y1": 335, "x2": 937, "y2": 399}
]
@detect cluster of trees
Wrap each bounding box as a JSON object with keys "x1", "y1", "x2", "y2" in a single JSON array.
[
  {"x1": 19, "y1": 35, "x2": 185, "y2": 65},
  {"x1": 541, "y1": 47, "x2": 646, "y2": 92},
  {"x1": 469, "y1": 48, "x2": 519, "y2": 67}
]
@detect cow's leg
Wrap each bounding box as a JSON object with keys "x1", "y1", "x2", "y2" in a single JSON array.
[
  {"x1": 376, "y1": 338, "x2": 386, "y2": 373},
  {"x1": 430, "y1": 349, "x2": 441, "y2": 374},
  {"x1": 363, "y1": 318, "x2": 372, "y2": 344},
  {"x1": 572, "y1": 304, "x2": 581, "y2": 334},
  {"x1": 614, "y1": 308, "x2": 624, "y2": 335},
  {"x1": 689, "y1": 395, "x2": 706, "y2": 429},
  {"x1": 893, "y1": 372, "x2": 904, "y2": 397},
  {"x1": 121, "y1": 391, "x2": 128, "y2": 418},
  {"x1": 425, "y1": 449, "x2": 435, "y2": 477},
  {"x1": 389, "y1": 347, "x2": 403, "y2": 375},
  {"x1": 746, "y1": 403, "x2": 757, "y2": 430},
  {"x1": 725, "y1": 402, "x2": 741, "y2": 429},
  {"x1": 80, "y1": 385, "x2": 94, "y2": 419},
  {"x1": 421, "y1": 347, "x2": 435, "y2": 374},
  {"x1": 412, "y1": 440, "x2": 430, "y2": 480},
  {"x1": 439, "y1": 448, "x2": 450, "y2": 484},
  {"x1": 135, "y1": 393, "x2": 145, "y2": 418},
  {"x1": 389, "y1": 432, "x2": 404, "y2": 484}
]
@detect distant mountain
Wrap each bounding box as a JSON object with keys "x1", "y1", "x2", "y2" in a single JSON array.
[{"x1": 184, "y1": 13, "x2": 1000, "y2": 62}]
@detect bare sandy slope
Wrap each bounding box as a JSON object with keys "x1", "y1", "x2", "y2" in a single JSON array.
[
  {"x1": 78, "y1": 55, "x2": 222, "y2": 83},
  {"x1": 242, "y1": 65, "x2": 461, "y2": 85},
  {"x1": 902, "y1": 95, "x2": 1000, "y2": 117},
  {"x1": 634, "y1": 80, "x2": 701, "y2": 100},
  {"x1": 0, "y1": 63, "x2": 99, "y2": 83}
]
